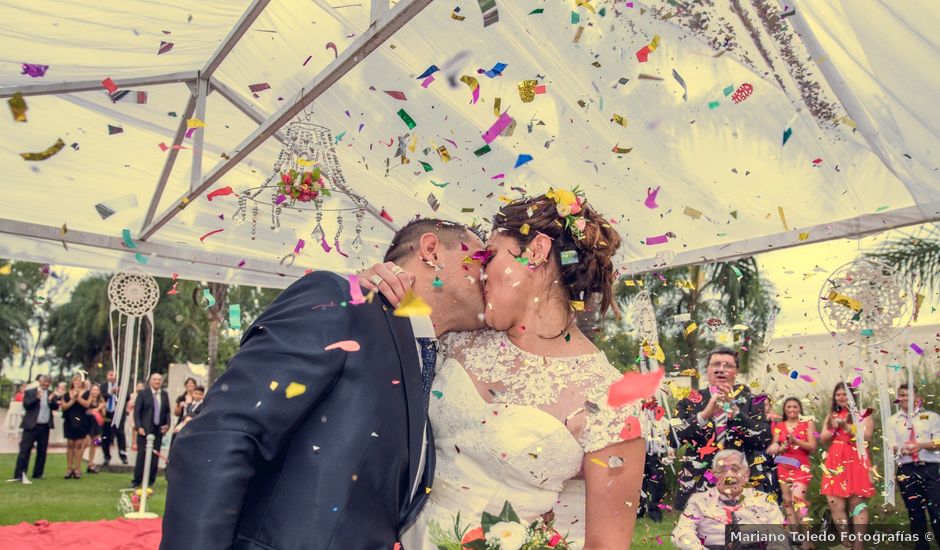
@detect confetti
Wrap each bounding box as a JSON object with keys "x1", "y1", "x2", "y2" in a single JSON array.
[
  {"x1": 347, "y1": 274, "x2": 367, "y2": 305},
  {"x1": 102, "y1": 77, "x2": 118, "y2": 94},
  {"x1": 645, "y1": 233, "x2": 670, "y2": 245},
  {"x1": 294, "y1": 239, "x2": 305, "y2": 254},
  {"x1": 199, "y1": 228, "x2": 224, "y2": 242},
  {"x1": 644, "y1": 186, "x2": 660, "y2": 209},
  {"x1": 474, "y1": 144, "x2": 492, "y2": 156},
  {"x1": 451, "y1": 7, "x2": 465, "y2": 21},
  {"x1": 731, "y1": 83, "x2": 754, "y2": 103},
  {"x1": 708, "y1": 100, "x2": 720, "y2": 109},
  {"x1": 137, "y1": 91, "x2": 148, "y2": 104},
  {"x1": 416, "y1": 65, "x2": 440, "y2": 79},
  {"x1": 397, "y1": 109, "x2": 416, "y2": 129},
  {"x1": 379, "y1": 208, "x2": 394, "y2": 222},
  {"x1": 419, "y1": 161, "x2": 434, "y2": 172},
  {"x1": 393, "y1": 290, "x2": 432, "y2": 317},
  {"x1": 384, "y1": 90, "x2": 407, "y2": 100},
  {"x1": 482, "y1": 112, "x2": 513, "y2": 143},
  {"x1": 481, "y1": 62, "x2": 507, "y2": 78},
  {"x1": 94, "y1": 194, "x2": 138, "y2": 219},
  {"x1": 229, "y1": 304, "x2": 241, "y2": 330},
  {"x1": 285, "y1": 382, "x2": 306, "y2": 399},
  {"x1": 430, "y1": 180, "x2": 450, "y2": 188},
  {"x1": 672, "y1": 68, "x2": 688, "y2": 101},
  {"x1": 683, "y1": 206, "x2": 703, "y2": 219},
  {"x1": 21, "y1": 63, "x2": 49, "y2": 77},
  {"x1": 134, "y1": 253, "x2": 148, "y2": 265},
  {"x1": 636, "y1": 45, "x2": 651, "y2": 63},
  {"x1": 611, "y1": 113, "x2": 627, "y2": 127},
  {"x1": 608, "y1": 368, "x2": 665, "y2": 407},
  {"x1": 325, "y1": 340, "x2": 361, "y2": 352},
  {"x1": 850, "y1": 502, "x2": 867, "y2": 518},
  {"x1": 326, "y1": 42, "x2": 338, "y2": 59},
  {"x1": 528, "y1": 8, "x2": 544, "y2": 14},
  {"x1": 620, "y1": 416, "x2": 643, "y2": 440},
  {"x1": 202, "y1": 288, "x2": 216, "y2": 309},
  {"x1": 427, "y1": 193, "x2": 440, "y2": 212},
  {"x1": 514, "y1": 154, "x2": 533, "y2": 168},
  {"x1": 0, "y1": 263, "x2": 12, "y2": 275},
  {"x1": 121, "y1": 229, "x2": 137, "y2": 249},
  {"x1": 8, "y1": 92, "x2": 27, "y2": 122},
  {"x1": 911, "y1": 343, "x2": 925, "y2": 355},
  {"x1": 248, "y1": 83, "x2": 271, "y2": 93},
  {"x1": 477, "y1": 0, "x2": 499, "y2": 27},
  {"x1": 783, "y1": 127, "x2": 793, "y2": 146},
  {"x1": 517, "y1": 79, "x2": 537, "y2": 103},
  {"x1": 206, "y1": 186, "x2": 235, "y2": 201},
  {"x1": 158, "y1": 41, "x2": 174, "y2": 55},
  {"x1": 777, "y1": 206, "x2": 789, "y2": 231},
  {"x1": 20, "y1": 138, "x2": 66, "y2": 161},
  {"x1": 186, "y1": 118, "x2": 206, "y2": 128},
  {"x1": 560, "y1": 250, "x2": 579, "y2": 265},
  {"x1": 107, "y1": 124, "x2": 124, "y2": 135},
  {"x1": 685, "y1": 322, "x2": 698, "y2": 335},
  {"x1": 612, "y1": 144, "x2": 632, "y2": 154},
  {"x1": 459, "y1": 75, "x2": 480, "y2": 104}
]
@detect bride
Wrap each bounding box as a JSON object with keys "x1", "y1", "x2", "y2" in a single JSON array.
[{"x1": 365, "y1": 190, "x2": 649, "y2": 549}]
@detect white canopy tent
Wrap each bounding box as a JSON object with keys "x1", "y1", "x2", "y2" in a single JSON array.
[{"x1": 0, "y1": 0, "x2": 937, "y2": 288}]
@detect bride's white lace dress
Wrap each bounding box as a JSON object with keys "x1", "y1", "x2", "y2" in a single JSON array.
[{"x1": 401, "y1": 330, "x2": 649, "y2": 549}]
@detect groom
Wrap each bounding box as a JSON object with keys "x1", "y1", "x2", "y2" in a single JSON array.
[{"x1": 161, "y1": 219, "x2": 484, "y2": 550}]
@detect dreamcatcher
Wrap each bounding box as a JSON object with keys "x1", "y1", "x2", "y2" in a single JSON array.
[
  {"x1": 818, "y1": 258, "x2": 913, "y2": 505},
  {"x1": 107, "y1": 270, "x2": 159, "y2": 430},
  {"x1": 232, "y1": 119, "x2": 369, "y2": 264}
]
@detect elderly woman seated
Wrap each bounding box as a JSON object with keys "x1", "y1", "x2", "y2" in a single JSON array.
[{"x1": 673, "y1": 449, "x2": 790, "y2": 550}]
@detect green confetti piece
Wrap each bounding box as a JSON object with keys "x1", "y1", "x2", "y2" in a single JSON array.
[
  {"x1": 430, "y1": 180, "x2": 450, "y2": 188},
  {"x1": 571, "y1": 11, "x2": 580, "y2": 24},
  {"x1": 860, "y1": 328, "x2": 874, "y2": 337},
  {"x1": 134, "y1": 253, "x2": 148, "y2": 264},
  {"x1": 461, "y1": 207, "x2": 475, "y2": 213},
  {"x1": 202, "y1": 288, "x2": 216, "y2": 309},
  {"x1": 723, "y1": 85, "x2": 734, "y2": 96},
  {"x1": 334, "y1": 131, "x2": 346, "y2": 143},
  {"x1": 560, "y1": 250, "x2": 579, "y2": 265},
  {"x1": 122, "y1": 229, "x2": 137, "y2": 249},
  {"x1": 431, "y1": 390, "x2": 443, "y2": 399},
  {"x1": 419, "y1": 161, "x2": 434, "y2": 172},
  {"x1": 397, "y1": 108, "x2": 416, "y2": 129},
  {"x1": 474, "y1": 144, "x2": 491, "y2": 157},
  {"x1": 875, "y1": 205, "x2": 890, "y2": 212},
  {"x1": 708, "y1": 100, "x2": 720, "y2": 109},
  {"x1": 529, "y1": 8, "x2": 544, "y2": 14},
  {"x1": 599, "y1": 6, "x2": 606, "y2": 16},
  {"x1": 229, "y1": 304, "x2": 241, "y2": 330},
  {"x1": 850, "y1": 502, "x2": 867, "y2": 518},
  {"x1": 731, "y1": 266, "x2": 743, "y2": 279}
]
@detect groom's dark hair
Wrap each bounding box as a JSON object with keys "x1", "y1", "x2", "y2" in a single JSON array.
[{"x1": 383, "y1": 217, "x2": 478, "y2": 264}]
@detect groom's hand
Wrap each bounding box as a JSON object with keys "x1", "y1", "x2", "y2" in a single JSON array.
[{"x1": 358, "y1": 261, "x2": 414, "y2": 306}]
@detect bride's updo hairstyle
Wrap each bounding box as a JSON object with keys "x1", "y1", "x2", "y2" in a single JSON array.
[{"x1": 492, "y1": 190, "x2": 622, "y2": 315}]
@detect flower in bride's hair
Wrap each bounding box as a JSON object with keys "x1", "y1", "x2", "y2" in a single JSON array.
[
  {"x1": 546, "y1": 187, "x2": 578, "y2": 216},
  {"x1": 487, "y1": 521, "x2": 526, "y2": 550}
]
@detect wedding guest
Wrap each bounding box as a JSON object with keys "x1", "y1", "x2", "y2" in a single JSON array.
[
  {"x1": 673, "y1": 449, "x2": 787, "y2": 550},
  {"x1": 821, "y1": 382, "x2": 874, "y2": 550},
  {"x1": 10, "y1": 375, "x2": 58, "y2": 483},
  {"x1": 174, "y1": 386, "x2": 206, "y2": 434},
  {"x1": 768, "y1": 397, "x2": 816, "y2": 547},
  {"x1": 639, "y1": 397, "x2": 672, "y2": 523},
  {"x1": 84, "y1": 384, "x2": 106, "y2": 473},
  {"x1": 132, "y1": 372, "x2": 170, "y2": 488},
  {"x1": 13, "y1": 384, "x2": 25, "y2": 402},
  {"x1": 889, "y1": 384, "x2": 940, "y2": 550},
  {"x1": 174, "y1": 377, "x2": 197, "y2": 424},
  {"x1": 128, "y1": 381, "x2": 145, "y2": 451},
  {"x1": 674, "y1": 347, "x2": 773, "y2": 510},
  {"x1": 100, "y1": 370, "x2": 128, "y2": 466},
  {"x1": 61, "y1": 375, "x2": 90, "y2": 479}
]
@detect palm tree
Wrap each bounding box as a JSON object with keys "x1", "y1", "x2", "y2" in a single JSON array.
[{"x1": 866, "y1": 224, "x2": 940, "y2": 300}]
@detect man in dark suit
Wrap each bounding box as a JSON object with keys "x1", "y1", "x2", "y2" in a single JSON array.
[
  {"x1": 132, "y1": 372, "x2": 170, "y2": 487},
  {"x1": 100, "y1": 369, "x2": 128, "y2": 466},
  {"x1": 11, "y1": 374, "x2": 58, "y2": 483},
  {"x1": 162, "y1": 219, "x2": 485, "y2": 550},
  {"x1": 673, "y1": 347, "x2": 773, "y2": 510}
]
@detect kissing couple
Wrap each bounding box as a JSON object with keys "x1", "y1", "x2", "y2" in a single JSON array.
[{"x1": 161, "y1": 189, "x2": 650, "y2": 550}]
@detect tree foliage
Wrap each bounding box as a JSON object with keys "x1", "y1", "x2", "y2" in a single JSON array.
[
  {"x1": 0, "y1": 260, "x2": 52, "y2": 369},
  {"x1": 43, "y1": 274, "x2": 281, "y2": 381},
  {"x1": 866, "y1": 225, "x2": 940, "y2": 298}
]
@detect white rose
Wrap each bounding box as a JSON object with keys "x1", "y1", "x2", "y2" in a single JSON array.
[{"x1": 487, "y1": 521, "x2": 527, "y2": 550}]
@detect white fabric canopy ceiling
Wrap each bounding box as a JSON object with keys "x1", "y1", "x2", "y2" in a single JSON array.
[{"x1": 0, "y1": 0, "x2": 937, "y2": 288}]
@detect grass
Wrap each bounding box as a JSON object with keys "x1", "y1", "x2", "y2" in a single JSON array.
[{"x1": 0, "y1": 453, "x2": 166, "y2": 525}]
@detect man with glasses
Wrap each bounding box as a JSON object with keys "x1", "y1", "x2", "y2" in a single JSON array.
[{"x1": 674, "y1": 347, "x2": 773, "y2": 510}]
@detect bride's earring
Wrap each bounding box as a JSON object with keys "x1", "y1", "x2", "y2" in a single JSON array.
[
  {"x1": 424, "y1": 259, "x2": 445, "y2": 271},
  {"x1": 530, "y1": 256, "x2": 545, "y2": 268}
]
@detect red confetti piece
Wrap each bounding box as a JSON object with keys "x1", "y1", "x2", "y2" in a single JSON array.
[
  {"x1": 158, "y1": 41, "x2": 174, "y2": 55},
  {"x1": 102, "y1": 77, "x2": 118, "y2": 94},
  {"x1": 384, "y1": 90, "x2": 408, "y2": 101},
  {"x1": 636, "y1": 45, "x2": 651, "y2": 63},
  {"x1": 812, "y1": 158, "x2": 823, "y2": 165},
  {"x1": 167, "y1": 282, "x2": 179, "y2": 295},
  {"x1": 380, "y1": 208, "x2": 394, "y2": 222},
  {"x1": 620, "y1": 416, "x2": 642, "y2": 440},
  {"x1": 607, "y1": 368, "x2": 665, "y2": 407},
  {"x1": 688, "y1": 390, "x2": 703, "y2": 404},
  {"x1": 206, "y1": 186, "x2": 236, "y2": 201},
  {"x1": 199, "y1": 228, "x2": 224, "y2": 242},
  {"x1": 533, "y1": 85, "x2": 546, "y2": 94},
  {"x1": 731, "y1": 83, "x2": 754, "y2": 103}
]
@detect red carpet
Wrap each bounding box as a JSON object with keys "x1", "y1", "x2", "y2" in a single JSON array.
[{"x1": 0, "y1": 518, "x2": 161, "y2": 550}]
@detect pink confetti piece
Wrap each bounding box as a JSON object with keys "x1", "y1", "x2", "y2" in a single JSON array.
[
  {"x1": 347, "y1": 274, "x2": 366, "y2": 305},
  {"x1": 533, "y1": 85, "x2": 546, "y2": 94},
  {"x1": 490, "y1": 173, "x2": 505, "y2": 180},
  {"x1": 482, "y1": 112, "x2": 513, "y2": 144},
  {"x1": 325, "y1": 42, "x2": 338, "y2": 59},
  {"x1": 294, "y1": 239, "x2": 305, "y2": 254},
  {"x1": 334, "y1": 239, "x2": 349, "y2": 258},
  {"x1": 324, "y1": 340, "x2": 361, "y2": 352},
  {"x1": 384, "y1": 90, "x2": 408, "y2": 100},
  {"x1": 911, "y1": 343, "x2": 924, "y2": 355},
  {"x1": 249, "y1": 83, "x2": 271, "y2": 93},
  {"x1": 237, "y1": 260, "x2": 246, "y2": 268},
  {"x1": 420, "y1": 75, "x2": 435, "y2": 88},
  {"x1": 137, "y1": 91, "x2": 148, "y2": 104},
  {"x1": 199, "y1": 228, "x2": 224, "y2": 243},
  {"x1": 636, "y1": 45, "x2": 651, "y2": 63},
  {"x1": 644, "y1": 186, "x2": 660, "y2": 209},
  {"x1": 850, "y1": 376, "x2": 862, "y2": 389},
  {"x1": 645, "y1": 234, "x2": 670, "y2": 245},
  {"x1": 703, "y1": 471, "x2": 717, "y2": 484},
  {"x1": 185, "y1": 127, "x2": 196, "y2": 139},
  {"x1": 608, "y1": 368, "x2": 664, "y2": 407},
  {"x1": 158, "y1": 41, "x2": 174, "y2": 55},
  {"x1": 812, "y1": 158, "x2": 823, "y2": 165},
  {"x1": 799, "y1": 374, "x2": 814, "y2": 382}
]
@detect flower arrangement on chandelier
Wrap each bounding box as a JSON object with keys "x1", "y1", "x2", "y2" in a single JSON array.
[
  {"x1": 428, "y1": 501, "x2": 571, "y2": 550},
  {"x1": 546, "y1": 185, "x2": 587, "y2": 241},
  {"x1": 278, "y1": 167, "x2": 331, "y2": 203}
]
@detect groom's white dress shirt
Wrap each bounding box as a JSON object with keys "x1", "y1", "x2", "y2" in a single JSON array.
[{"x1": 409, "y1": 314, "x2": 435, "y2": 501}]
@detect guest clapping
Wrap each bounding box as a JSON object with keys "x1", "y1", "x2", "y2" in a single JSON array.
[
  {"x1": 84, "y1": 384, "x2": 106, "y2": 473},
  {"x1": 821, "y1": 382, "x2": 874, "y2": 550},
  {"x1": 61, "y1": 375, "x2": 90, "y2": 479},
  {"x1": 174, "y1": 377, "x2": 197, "y2": 425},
  {"x1": 768, "y1": 397, "x2": 816, "y2": 546}
]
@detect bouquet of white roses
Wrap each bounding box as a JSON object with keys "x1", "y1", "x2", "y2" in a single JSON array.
[{"x1": 428, "y1": 501, "x2": 570, "y2": 550}]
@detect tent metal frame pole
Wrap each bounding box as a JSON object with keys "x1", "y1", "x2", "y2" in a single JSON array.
[
  {"x1": 0, "y1": 219, "x2": 304, "y2": 280},
  {"x1": 139, "y1": 0, "x2": 431, "y2": 241},
  {"x1": 371, "y1": 0, "x2": 389, "y2": 22},
  {"x1": 622, "y1": 201, "x2": 940, "y2": 274},
  {"x1": 209, "y1": 77, "x2": 395, "y2": 232},
  {"x1": 0, "y1": 71, "x2": 198, "y2": 98},
  {"x1": 140, "y1": 94, "x2": 198, "y2": 233},
  {"x1": 202, "y1": 0, "x2": 272, "y2": 78},
  {"x1": 190, "y1": 76, "x2": 209, "y2": 192}
]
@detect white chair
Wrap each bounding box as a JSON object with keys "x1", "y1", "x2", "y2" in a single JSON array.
[{"x1": 4, "y1": 401, "x2": 25, "y2": 437}]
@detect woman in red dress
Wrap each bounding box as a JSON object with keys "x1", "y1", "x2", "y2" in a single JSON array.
[
  {"x1": 768, "y1": 397, "x2": 816, "y2": 546},
  {"x1": 821, "y1": 382, "x2": 874, "y2": 550}
]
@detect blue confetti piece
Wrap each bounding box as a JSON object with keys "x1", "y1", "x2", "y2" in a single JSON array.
[
  {"x1": 334, "y1": 131, "x2": 346, "y2": 143},
  {"x1": 416, "y1": 65, "x2": 439, "y2": 80},
  {"x1": 483, "y1": 62, "x2": 508, "y2": 78},
  {"x1": 514, "y1": 154, "x2": 533, "y2": 168},
  {"x1": 782, "y1": 127, "x2": 793, "y2": 146}
]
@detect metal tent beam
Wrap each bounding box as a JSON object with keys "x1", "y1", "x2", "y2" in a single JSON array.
[
  {"x1": 141, "y1": 93, "x2": 198, "y2": 232},
  {"x1": 202, "y1": 0, "x2": 272, "y2": 78},
  {"x1": 0, "y1": 71, "x2": 198, "y2": 98},
  {"x1": 139, "y1": 0, "x2": 430, "y2": 241},
  {"x1": 622, "y1": 201, "x2": 940, "y2": 274},
  {"x1": 190, "y1": 77, "x2": 209, "y2": 192}
]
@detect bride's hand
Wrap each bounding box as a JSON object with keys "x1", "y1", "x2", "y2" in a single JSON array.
[{"x1": 357, "y1": 261, "x2": 415, "y2": 306}]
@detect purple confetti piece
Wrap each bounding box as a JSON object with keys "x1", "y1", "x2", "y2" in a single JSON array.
[
  {"x1": 703, "y1": 471, "x2": 717, "y2": 484},
  {"x1": 320, "y1": 234, "x2": 332, "y2": 253},
  {"x1": 911, "y1": 343, "x2": 925, "y2": 355},
  {"x1": 482, "y1": 112, "x2": 513, "y2": 143},
  {"x1": 850, "y1": 376, "x2": 862, "y2": 388},
  {"x1": 421, "y1": 75, "x2": 435, "y2": 88},
  {"x1": 237, "y1": 260, "x2": 246, "y2": 267},
  {"x1": 185, "y1": 127, "x2": 196, "y2": 139},
  {"x1": 294, "y1": 239, "x2": 305, "y2": 254},
  {"x1": 774, "y1": 455, "x2": 802, "y2": 468},
  {"x1": 248, "y1": 83, "x2": 271, "y2": 93},
  {"x1": 274, "y1": 194, "x2": 287, "y2": 205},
  {"x1": 334, "y1": 239, "x2": 348, "y2": 258},
  {"x1": 21, "y1": 63, "x2": 49, "y2": 77},
  {"x1": 358, "y1": 123, "x2": 365, "y2": 132}
]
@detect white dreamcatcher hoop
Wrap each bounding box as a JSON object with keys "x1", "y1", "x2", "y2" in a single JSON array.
[
  {"x1": 632, "y1": 290, "x2": 679, "y2": 450},
  {"x1": 107, "y1": 270, "x2": 160, "y2": 429},
  {"x1": 818, "y1": 258, "x2": 913, "y2": 505}
]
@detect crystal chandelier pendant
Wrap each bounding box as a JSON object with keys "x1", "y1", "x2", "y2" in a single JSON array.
[
  {"x1": 233, "y1": 195, "x2": 247, "y2": 225},
  {"x1": 309, "y1": 198, "x2": 325, "y2": 243},
  {"x1": 350, "y1": 205, "x2": 365, "y2": 253}
]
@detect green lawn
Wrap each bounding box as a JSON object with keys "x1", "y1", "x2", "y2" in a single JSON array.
[
  {"x1": 0, "y1": 453, "x2": 676, "y2": 546},
  {"x1": 0, "y1": 453, "x2": 166, "y2": 525}
]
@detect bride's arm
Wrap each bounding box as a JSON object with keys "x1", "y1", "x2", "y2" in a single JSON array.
[
  {"x1": 357, "y1": 261, "x2": 414, "y2": 306},
  {"x1": 582, "y1": 438, "x2": 645, "y2": 550}
]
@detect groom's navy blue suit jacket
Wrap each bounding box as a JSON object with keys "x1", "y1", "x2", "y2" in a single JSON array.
[{"x1": 161, "y1": 271, "x2": 433, "y2": 550}]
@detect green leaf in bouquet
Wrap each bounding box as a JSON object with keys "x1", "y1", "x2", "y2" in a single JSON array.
[
  {"x1": 481, "y1": 510, "x2": 500, "y2": 533},
  {"x1": 462, "y1": 540, "x2": 488, "y2": 550},
  {"x1": 498, "y1": 500, "x2": 521, "y2": 524}
]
